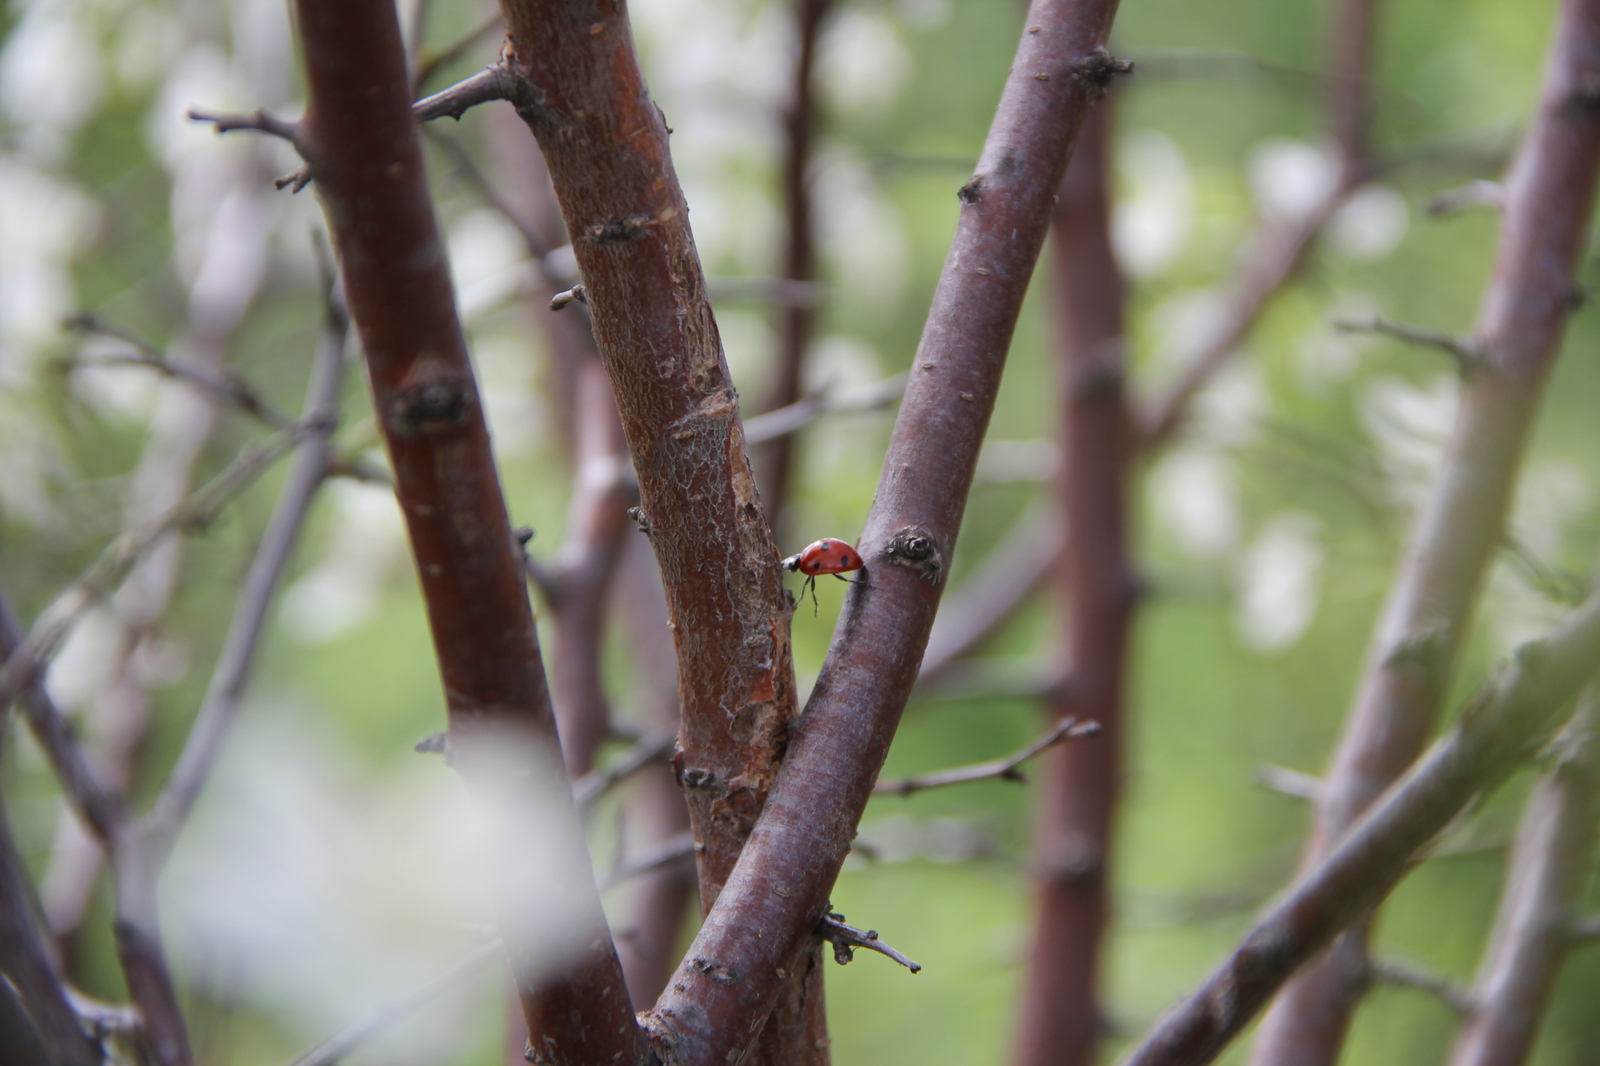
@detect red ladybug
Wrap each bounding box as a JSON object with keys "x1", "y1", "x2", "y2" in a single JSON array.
[{"x1": 780, "y1": 538, "x2": 867, "y2": 613}]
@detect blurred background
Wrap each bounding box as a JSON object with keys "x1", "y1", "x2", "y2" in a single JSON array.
[{"x1": 1, "y1": 0, "x2": 1597, "y2": 1063}]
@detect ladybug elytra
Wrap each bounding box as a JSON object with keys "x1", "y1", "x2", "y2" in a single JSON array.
[{"x1": 780, "y1": 538, "x2": 868, "y2": 614}]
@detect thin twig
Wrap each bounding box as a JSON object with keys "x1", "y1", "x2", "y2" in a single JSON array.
[
  {"x1": 284, "y1": 942, "x2": 502, "y2": 1066},
  {"x1": 1332, "y1": 315, "x2": 1482, "y2": 370},
  {"x1": 1122, "y1": 586, "x2": 1600, "y2": 1066},
  {"x1": 741, "y1": 372, "x2": 907, "y2": 445},
  {"x1": 1427, "y1": 180, "x2": 1506, "y2": 217},
  {"x1": 187, "y1": 106, "x2": 300, "y2": 143},
  {"x1": 815, "y1": 912, "x2": 921, "y2": 973},
  {"x1": 874, "y1": 717, "x2": 1100, "y2": 796},
  {"x1": 415, "y1": 13, "x2": 505, "y2": 92},
  {"x1": 412, "y1": 63, "x2": 513, "y2": 123},
  {"x1": 1571, "y1": 916, "x2": 1600, "y2": 942},
  {"x1": 0, "y1": 423, "x2": 307, "y2": 716},
  {"x1": 143, "y1": 292, "x2": 349, "y2": 853},
  {"x1": 62, "y1": 313, "x2": 296, "y2": 428},
  {"x1": 573, "y1": 734, "x2": 677, "y2": 812},
  {"x1": 1366, "y1": 957, "x2": 1474, "y2": 1016},
  {"x1": 598, "y1": 831, "x2": 697, "y2": 892}
]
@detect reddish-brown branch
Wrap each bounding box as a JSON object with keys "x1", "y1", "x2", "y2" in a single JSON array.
[
  {"x1": 1251, "y1": 3, "x2": 1600, "y2": 1061},
  {"x1": 1014, "y1": 99, "x2": 1132, "y2": 1066},
  {"x1": 290, "y1": 3, "x2": 644, "y2": 1063},
  {"x1": 753, "y1": 0, "x2": 830, "y2": 534},
  {"x1": 1122, "y1": 587, "x2": 1600, "y2": 1066},
  {"x1": 1445, "y1": 693, "x2": 1600, "y2": 1066},
  {"x1": 646, "y1": 4, "x2": 1126, "y2": 1062},
  {"x1": 0, "y1": 753, "x2": 102, "y2": 1066},
  {"x1": 495, "y1": 0, "x2": 797, "y2": 932}
]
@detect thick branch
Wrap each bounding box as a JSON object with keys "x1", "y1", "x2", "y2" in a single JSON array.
[
  {"x1": 1015, "y1": 99, "x2": 1132, "y2": 1066},
  {"x1": 1445, "y1": 693, "x2": 1600, "y2": 1065},
  {"x1": 290, "y1": 3, "x2": 644, "y2": 1063},
  {"x1": 874, "y1": 717, "x2": 1100, "y2": 795},
  {"x1": 1252, "y1": 2, "x2": 1600, "y2": 1060},
  {"x1": 495, "y1": 0, "x2": 798, "y2": 923},
  {"x1": 1122, "y1": 586, "x2": 1600, "y2": 1066},
  {"x1": 647, "y1": 4, "x2": 1125, "y2": 1063}
]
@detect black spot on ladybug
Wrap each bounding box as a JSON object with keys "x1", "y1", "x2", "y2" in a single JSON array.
[
  {"x1": 809, "y1": 560, "x2": 821, "y2": 571},
  {"x1": 392, "y1": 381, "x2": 472, "y2": 435}
]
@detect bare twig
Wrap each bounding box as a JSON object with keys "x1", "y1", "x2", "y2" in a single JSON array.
[
  {"x1": 1366, "y1": 957, "x2": 1474, "y2": 1016},
  {"x1": 1253, "y1": 3, "x2": 1600, "y2": 1060},
  {"x1": 741, "y1": 372, "x2": 907, "y2": 445},
  {"x1": 874, "y1": 717, "x2": 1100, "y2": 795},
  {"x1": 599, "y1": 831, "x2": 698, "y2": 892},
  {"x1": 1571, "y1": 917, "x2": 1600, "y2": 942},
  {"x1": 573, "y1": 734, "x2": 677, "y2": 812},
  {"x1": 61, "y1": 313, "x2": 295, "y2": 428},
  {"x1": 412, "y1": 63, "x2": 513, "y2": 123},
  {"x1": 815, "y1": 912, "x2": 921, "y2": 973},
  {"x1": 0, "y1": 424, "x2": 305, "y2": 716},
  {"x1": 415, "y1": 13, "x2": 504, "y2": 92},
  {"x1": 186, "y1": 105, "x2": 300, "y2": 143},
  {"x1": 285, "y1": 942, "x2": 502, "y2": 1066},
  {"x1": 1122, "y1": 584, "x2": 1600, "y2": 1066},
  {"x1": 142, "y1": 292, "x2": 349, "y2": 852},
  {"x1": 1332, "y1": 315, "x2": 1483, "y2": 370}
]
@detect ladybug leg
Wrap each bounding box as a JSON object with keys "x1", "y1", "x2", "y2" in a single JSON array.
[
  {"x1": 801, "y1": 574, "x2": 819, "y2": 615},
  {"x1": 833, "y1": 572, "x2": 872, "y2": 589}
]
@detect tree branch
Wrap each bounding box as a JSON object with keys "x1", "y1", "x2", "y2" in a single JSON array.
[
  {"x1": 1332, "y1": 314, "x2": 1483, "y2": 371},
  {"x1": 1122, "y1": 584, "x2": 1600, "y2": 1066},
  {"x1": 741, "y1": 372, "x2": 907, "y2": 446},
  {"x1": 647, "y1": 2, "x2": 1126, "y2": 1062},
  {"x1": 1366, "y1": 956, "x2": 1473, "y2": 1016},
  {"x1": 874, "y1": 717, "x2": 1100, "y2": 795},
  {"x1": 141, "y1": 291, "x2": 349, "y2": 852},
  {"x1": 1252, "y1": 2, "x2": 1600, "y2": 1060},
  {"x1": 1445, "y1": 692, "x2": 1600, "y2": 1065},
  {"x1": 290, "y1": 3, "x2": 645, "y2": 1062},
  {"x1": 815, "y1": 912, "x2": 921, "y2": 973},
  {"x1": 412, "y1": 63, "x2": 514, "y2": 123},
  {"x1": 495, "y1": 0, "x2": 798, "y2": 936},
  {"x1": 0, "y1": 424, "x2": 305, "y2": 718}
]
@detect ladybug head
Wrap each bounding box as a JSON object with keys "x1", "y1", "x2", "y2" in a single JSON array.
[{"x1": 779, "y1": 552, "x2": 803, "y2": 572}]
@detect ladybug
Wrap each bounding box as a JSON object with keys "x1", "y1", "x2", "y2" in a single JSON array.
[{"x1": 780, "y1": 538, "x2": 867, "y2": 614}]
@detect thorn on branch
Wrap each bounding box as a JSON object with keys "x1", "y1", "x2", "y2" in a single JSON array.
[
  {"x1": 276, "y1": 166, "x2": 314, "y2": 194},
  {"x1": 816, "y1": 911, "x2": 921, "y2": 973},
  {"x1": 549, "y1": 285, "x2": 587, "y2": 311},
  {"x1": 1333, "y1": 316, "x2": 1483, "y2": 373},
  {"x1": 875, "y1": 716, "x2": 1100, "y2": 795},
  {"x1": 1364, "y1": 956, "x2": 1474, "y2": 1016}
]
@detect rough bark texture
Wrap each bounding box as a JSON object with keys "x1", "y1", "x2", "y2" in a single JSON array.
[
  {"x1": 291, "y1": 3, "x2": 644, "y2": 1063},
  {"x1": 646, "y1": 1, "x2": 1124, "y2": 1061},
  {"x1": 1014, "y1": 101, "x2": 1131, "y2": 1066},
  {"x1": 1251, "y1": 2, "x2": 1600, "y2": 1061},
  {"x1": 495, "y1": 0, "x2": 798, "y2": 917},
  {"x1": 1121, "y1": 589, "x2": 1600, "y2": 1066},
  {"x1": 1446, "y1": 694, "x2": 1600, "y2": 1066},
  {"x1": 754, "y1": 0, "x2": 830, "y2": 535}
]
